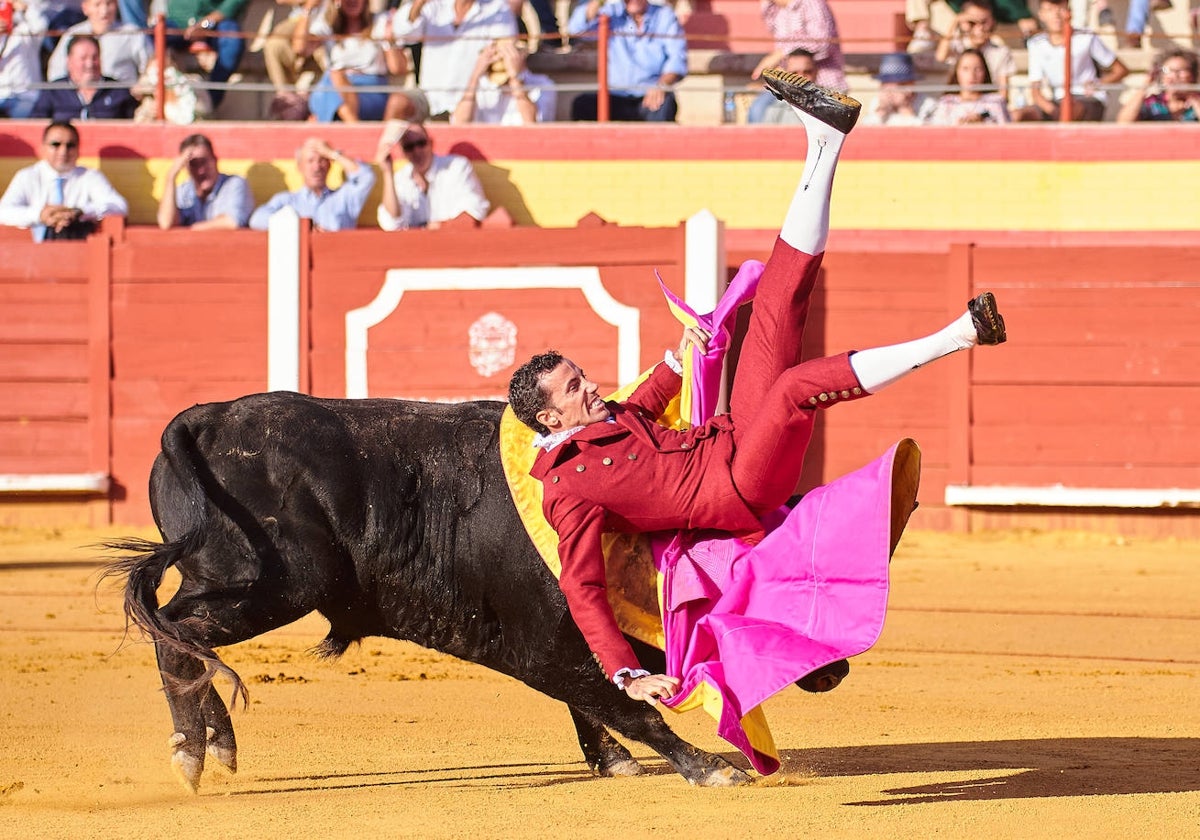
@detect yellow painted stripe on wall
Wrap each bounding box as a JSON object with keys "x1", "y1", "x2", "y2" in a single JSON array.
[{"x1": 7, "y1": 158, "x2": 1198, "y2": 232}]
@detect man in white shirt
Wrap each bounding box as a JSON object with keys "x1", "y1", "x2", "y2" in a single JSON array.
[
  {"x1": 452, "y1": 37, "x2": 556, "y2": 125},
  {"x1": 374, "y1": 121, "x2": 491, "y2": 231},
  {"x1": 386, "y1": 0, "x2": 517, "y2": 119},
  {"x1": 46, "y1": 0, "x2": 151, "y2": 85},
  {"x1": 0, "y1": 120, "x2": 129, "y2": 241},
  {"x1": 1014, "y1": 0, "x2": 1127, "y2": 121}
]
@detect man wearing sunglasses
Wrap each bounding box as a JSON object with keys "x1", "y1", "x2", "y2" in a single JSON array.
[
  {"x1": 0, "y1": 120, "x2": 128, "y2": 242},
  {"x1": 374, "y1": 120, "x2": 491, "y2": 231}
]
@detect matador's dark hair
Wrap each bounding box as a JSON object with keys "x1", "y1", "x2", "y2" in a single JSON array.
[{"x1": 508, "y1": 350, "x2": 564, "y2": 436}]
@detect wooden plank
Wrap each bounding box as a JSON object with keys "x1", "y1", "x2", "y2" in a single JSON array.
[
  {"x1": 974, "y1": 247, "x2": 1200, "y2": 285},
  {"x1": 111, "y1": 379, "x2": 264, "y2": 416},
  {"x1": 0, "y1": 381, "x2": 90, "y2": 419},
  {"x1": 111, "y1": 339, "x2": 267, "y2": 381},
  {"x1": 0, "y1": 301, "x2": 88, "y2": 341},
  {"x1": 0, "y1": 420, "x2": 89, "y2": 471},
  {"x1": 0, "y1": 343, "x2": 88, "y2": 380},
  {"x1": 970, "y1": 464, "x2": 1200, "y2": 488},
  {"x1": 973, "y1": 346, "x2": 1200, "y2": 386},
  {"x1": 972, "y1": 424, "x2": 1199, "y2": 466},
  {"x1": 974, "y1": 384, "x2": 1200, "y2": 425},
  {"x1": 112, "y1": 298, "x2": 267, "y2": 340}
]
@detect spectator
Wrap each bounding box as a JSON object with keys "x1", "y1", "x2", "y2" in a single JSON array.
[
  {"x1": 933, "y1": 0, "x2": 1015, "y2": 103},
  {"x1": 42, "y1": 0, "x2": 87, "y2": 54},
  {"x1": 921, "y1": 47, "x2": 1010, "y2": 123},
  {"x1": 388, "y1": 0, "x2": 517, "y2": 120},
  {"x1": 747, "y1": 48, "x2": 816, "y2": 124},
  {"x1": 116, "y1": 0, "x2": 146, "y2": 27},
  {"x1": 164, "y1": 0, "x2": 249, "y2": 108},
  {"x1": 751, "y1": 0, "x2": 848, "y2": 93},
  {"x1": 262, "y1": 0, "x2": 327, "y2": 94},
  {"x1": 1119, "y1": 0, "x2": 1176, "y2": 49},
  {"x1": 1013, "y1": 0, "x2": 1128, "y2": 122},
  {"x1": 294, "y1": 0, "x2": 387, "y2": 122},
  {"x1": 32, "y1": 34, "x2": 138, "y2": 119},
  {"x1": 0, "y1": 120, "x2": 128, "y2": 241},
  {"x1": 861, "y1": 52, "x2": 928, "y2": 125},
  {"x1": 374, "y1": 120, "x2": 491, "y2": 230},
  {"x1": 249, "y1": 137, "x2": 375, "y2": 231},
  {"x1": 157, "y1": 133, "x2": 253, "y2": 230},
  {"x1": 131, "y1": 54, "x2": 213, "y2": 123},
  {"x1": 452, "y1": 37, "x2": 555, "y2": 124},
  {"x1": 568, "y1": 0, "x2": 687, "y2": 122},
  {"x1": 47, "y1": 0, "x2": 151, "y2": 85},
  {"x1": 906, "y1": 0, "x2": 1036, "y2": 56},
  {"x1": 0, "y1": 0, "x2": 47, "y2": 119},
  {"x1": 1117, "y1": 47, "x2": 1200, "y2": 122}
]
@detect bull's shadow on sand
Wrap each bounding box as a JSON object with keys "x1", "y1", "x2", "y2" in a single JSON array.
[
  {"x1": 777, "y1": 736, "x2": 1200, "y2": 805},
  {"x1": 228, "y1": 737, "x2": 1199, "y2": 799}
]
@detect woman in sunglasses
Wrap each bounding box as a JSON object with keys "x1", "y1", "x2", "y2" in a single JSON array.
[{"x1": 373, "y1": 120, "x2": 491, "y2": 230}]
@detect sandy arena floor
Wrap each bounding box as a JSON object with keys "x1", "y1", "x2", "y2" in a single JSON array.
[{"x1": 1, "y1": 525, "x2": 1197, "y2": 839}]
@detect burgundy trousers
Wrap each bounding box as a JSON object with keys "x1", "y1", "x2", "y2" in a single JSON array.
[{"x1": 727, "y1": 238, "x2": 862, "y2": 514}]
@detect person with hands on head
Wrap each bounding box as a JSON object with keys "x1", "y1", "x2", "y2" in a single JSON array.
[
  {"x1": 509, "y1": 70, "x2": 1008, "y2": 704},
  {"x1": 249, "y1": 137, "x2": 375, "y2": 231},
  {"x1": 568, "y1": 0, "x2": 687, "y2": 122},
  {"x1": 374, "y1": 120, "x2": 491, "y2": 231},
  {"x1": 157, "y1": 133, "x2": 253, "y2": 230},
  {"x1": 0, "y1": 120, "x2": 128, "y2": 242},
  {"x1": 452, "y1": 37, "x2": 555, "y2": 124},
  {"x1": 933, "y1": 0, "x2": 1015, "y2": 103}
]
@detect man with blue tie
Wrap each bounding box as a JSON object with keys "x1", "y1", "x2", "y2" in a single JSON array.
[{"x1": 0, "y1": 121, "x2": 129, "y2": 242}]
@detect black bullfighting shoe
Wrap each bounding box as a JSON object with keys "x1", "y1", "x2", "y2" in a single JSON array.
[
  {"x1": 969, "y1": 291, "x2": 1007, "y2": 345},
  {"x1": 761, "y1": 67, "x2": 862, "y2": 135},
  {"x1": 796, "y1": 658, "x2": 850, "y2": 693}
]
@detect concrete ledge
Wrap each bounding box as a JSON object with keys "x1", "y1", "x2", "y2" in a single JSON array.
[
  {"x1": 945, "y1": 485, "x2": 1200, "y2": 509},
  {"x1": 0, "y1": 474, "x2": 111, "y2": 494}
]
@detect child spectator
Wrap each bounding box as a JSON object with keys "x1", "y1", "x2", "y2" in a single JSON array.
[
  {"x1": 1013, "y1": 0, "x2": 1128, "y2": 121},
  {"x1": 861, "y1": 52, "x2": 928, "y2": 126},
  {"x1": 922, "y1": 47, "x2": 1010, "y2": 123}
]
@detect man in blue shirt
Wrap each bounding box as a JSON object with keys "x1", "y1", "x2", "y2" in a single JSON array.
[
  {"x1": 157, "y1": 134, "x2": 253, "y2": 230},
  {"x1": 32, "y1": 35, "x2": 137, "y2": 121},
  {"x1": 568, "y1": 0, "x2": 688, "y2": 122},
  {"x1": 249, "y1": 138, "x2": 376, "y2": 232}
]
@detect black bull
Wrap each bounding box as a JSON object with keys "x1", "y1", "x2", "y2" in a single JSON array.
[{"x1": 104, "y1": 391, "x2": 752, "y2": 790}]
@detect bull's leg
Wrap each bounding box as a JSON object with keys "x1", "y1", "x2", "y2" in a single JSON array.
[
  {"x1": 567, "y1": 706, "x2": 642, "y2": 777},
  {"x1": 155, "y1": 587, "x2": 312, "y2": 792},
  {"x1": 202, "y1": 690, "x2": 237, "y2": 773},
  {"x1": 599, "y1": 701, "x2": 752, "y2": 787},
  {"x1": 155, "y1": 643, "x2": 212, "y2": 793}
]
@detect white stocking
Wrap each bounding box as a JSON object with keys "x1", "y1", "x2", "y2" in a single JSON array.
[
  {"x1": 848, "y1": 311, "x2": 978, "y2": 394},
  {"x1": 779, "y1": 115, "x2": 846, "y2": 255}
]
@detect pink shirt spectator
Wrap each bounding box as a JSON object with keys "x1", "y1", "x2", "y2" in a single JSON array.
[{"x1": 760, "y1": 0, "x2": 847, "y2": 92}]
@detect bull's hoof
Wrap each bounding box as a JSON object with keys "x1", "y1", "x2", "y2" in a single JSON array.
[
  {"x1": 597, "y1": 757, "x2": 643, "y2": 778},
  {"x1": 692, "y1": 764, "x2": 753, "y2": 787},
  {"x1": 168, "y1": 733, "x2": 204, "y2": 794},
  {"x1": 205, "y1": 726, "x2": 238, "y2": 774}
]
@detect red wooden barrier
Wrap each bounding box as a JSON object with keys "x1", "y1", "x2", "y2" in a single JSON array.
[{"x1": 2, "y1": 227, "x2": 1198, "y2": 537}]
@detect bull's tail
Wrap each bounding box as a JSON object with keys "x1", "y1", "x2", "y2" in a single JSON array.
[{"x1": 101, "y1": 534, "x2": 249, "y2": 710}]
